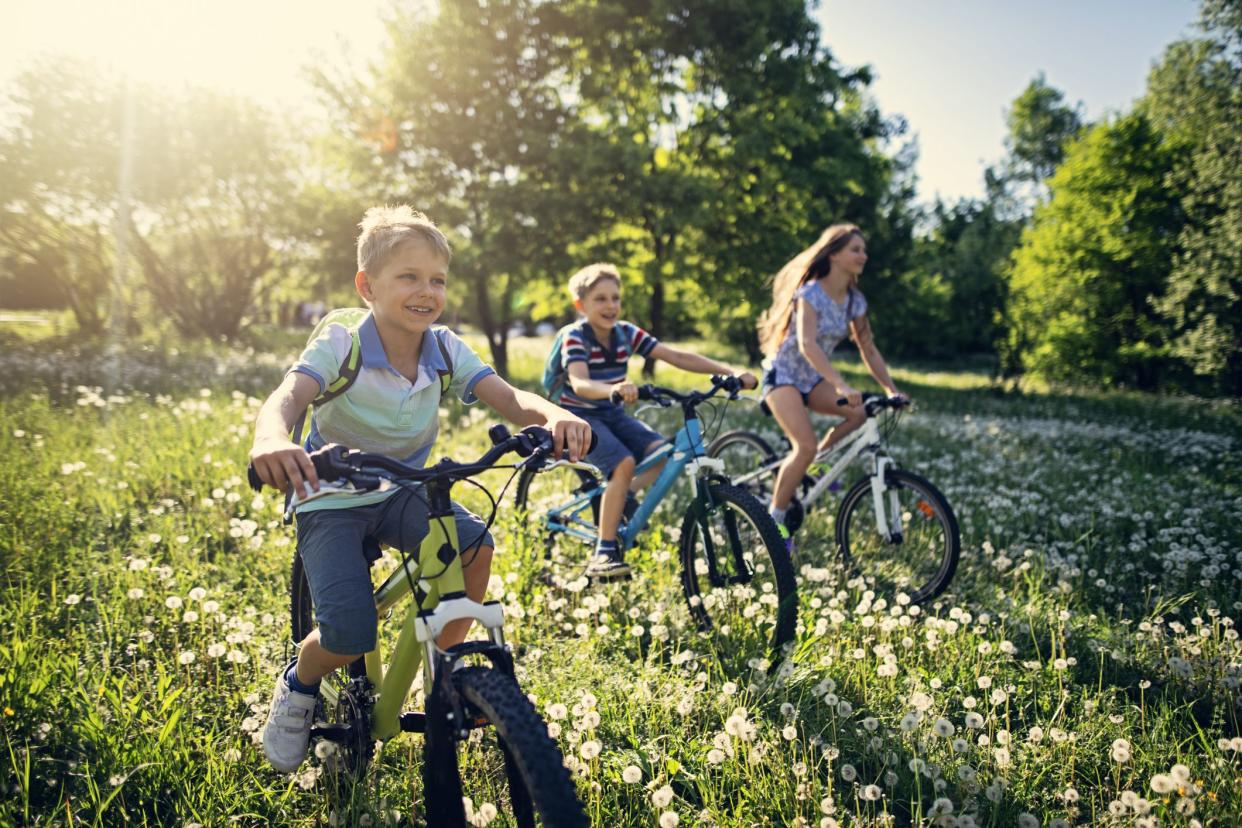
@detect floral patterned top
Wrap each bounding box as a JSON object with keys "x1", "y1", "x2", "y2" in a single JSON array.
[{"x1": 763, "y1": 281, "x2": 868, "y2": 395}]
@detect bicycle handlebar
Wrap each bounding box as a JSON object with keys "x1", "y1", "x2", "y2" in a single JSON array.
[
  {"x1": 833, "y1": 391, "x2": 911, "y2": 416},
  {"x1": 609, "y1": 374, "x2": 746, "y2": 407},
  {"x1": 247, "y1": 425, "x2": 596, "y2": 493}
]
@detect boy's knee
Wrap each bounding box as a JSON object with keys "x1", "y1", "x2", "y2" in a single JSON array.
[
  {"x1": 611, "y1": 455, "x2": 636, "y2": 477},
  {"x1": 463, "y1": 544, "x2": 494, "y2": 570},
  {"x1": 317, "y1": 604, "x2": 378, "y2": 655}
]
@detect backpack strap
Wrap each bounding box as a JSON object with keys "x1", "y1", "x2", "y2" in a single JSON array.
[
  {"x1": 288, "y1": 328, "x2": 362, "y2": 446},
  {"x1": 432, "y1": 327, "x2": 453, "y2": 396}
]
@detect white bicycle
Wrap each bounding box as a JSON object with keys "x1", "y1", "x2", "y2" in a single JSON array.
[{"x1": 708, "y1": 392, "x2": 960, "y2": 604}]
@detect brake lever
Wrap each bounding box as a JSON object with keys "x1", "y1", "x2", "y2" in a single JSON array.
[{"x1": 536, "y1": 458, "x2": 603, "y2": 477}]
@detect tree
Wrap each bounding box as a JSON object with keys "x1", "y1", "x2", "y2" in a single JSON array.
[
  {"x1": 902, "y1": 198, "x2": 1022, "y2": 359},
  {"x1": 126, "y1": 91, "x2": 290, "y2": 339},
  {"x1": 565, "y1": 0, "x2": 911, "y2": 366},
  {"x1": 1003, "y1": 114, "x2": 1183, "y2": 389},
  {"x1": 0, "y1": 58, "x2": 126, "y2": 334},
  {"x1": 1143, "y1": 0, "x2": 1242, "y2": 392},
  {"x1": 1004, "y1": 74, "x2": 1085, "y2": 186},
  {"x1": 315, "y1": 0, "x2": 602, "y2": 376},
  {"x1": 0, "y1": 59, "x2": 291, "y2": 339}
]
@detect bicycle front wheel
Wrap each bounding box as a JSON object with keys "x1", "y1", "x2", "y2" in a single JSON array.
[
  {"x1": 424, "y1": 666, "x2": 588, "y2": 828},
  {"x1": 836, "y1": 469, "x2": 960, "y2": 605},
  {"x1": 513, "y1": 464, "x2": 601, "y2": 560},
  {"x1": 678, "y1": 482, "x2": 797, "y2": 669}
]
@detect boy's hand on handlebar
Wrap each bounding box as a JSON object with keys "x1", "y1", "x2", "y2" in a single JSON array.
[
  {"x1": 736, "y1": 371, "x2": 758, "y2": 391},
  {"x1": 611, "y1": 381, "x2": 640, "y2": 405},
  {"x1": 249, "y1": 438, "x2": 319, "y2": 494},
  {"x1": 546, "y1": 411, "x2": 593, "y2": 463}
]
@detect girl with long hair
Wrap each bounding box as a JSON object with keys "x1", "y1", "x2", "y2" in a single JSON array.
[{"x1": 756, "y1": 224, "x2": 906, "y2": 549}]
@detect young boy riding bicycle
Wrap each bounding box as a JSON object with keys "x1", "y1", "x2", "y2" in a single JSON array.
[
  {"x1": 249, "y1": 206, "x2": 590, "y2": 773},
  {"x1": 546, "y1": 263, "x2": 757, "y2": 579}
]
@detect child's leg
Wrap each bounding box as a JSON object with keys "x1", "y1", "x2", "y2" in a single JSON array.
[
  {"x1": 765, "y1": 385, "x2": 818, "y2": 513},
  {"x1": 265, "y1": 508, "x2": 376, "y2": 771},
  {"x1": 599, "y1": 455, "x2": 636, "y2": 542},
  {"x1": 632, "y1": 440, "x2": 668, "y2": 490},
  {"x1": 294, "y1": 629, "x2": 361, "y2": 684},
  {"x1": 807, "y1": 383, "x2": 867, "y2": 452},
  {"x1": 373, "y1": 498, "x2": 497, "y2": 650},
  {"x1": 292, "y1": 508, "x2": 379, "y2": 684},
  {"x1": 610, "y1": 413, "x2": 668, "y2": 490}
]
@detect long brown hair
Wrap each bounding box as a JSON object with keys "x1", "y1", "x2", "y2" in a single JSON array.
[{"x1": 757, "y1": 224, "x2": 863, "y2": 356}]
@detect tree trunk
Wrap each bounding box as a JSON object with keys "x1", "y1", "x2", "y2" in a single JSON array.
[
  {"x1": 642, "y1": 277, "x2": 664, "y2": 379},
  {"x1": 470, "y1": 267, "x2": 508, "y2": 377}
]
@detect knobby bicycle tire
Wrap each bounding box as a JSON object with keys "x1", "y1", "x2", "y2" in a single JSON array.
[
  {"x1": 678, "y1": 482, "x2": 798, "y2": 667},
  {"x1": 835, "y1": 468, "x2": 960, "y2": 605},
  {"x1": 424, "y1": 666, "x2": 588, "y2": 828}
]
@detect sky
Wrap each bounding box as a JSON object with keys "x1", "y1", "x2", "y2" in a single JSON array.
[
  {"x1": 815, "y1": 0, "x2": 1200, "y2": 201},
  {"x1": 1, "y1": 0, "x2": 1202, "y2": 203}
]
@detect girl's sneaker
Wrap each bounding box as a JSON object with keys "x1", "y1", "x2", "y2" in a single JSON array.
[{"x1": 777, "y1": 522, "x2": 795, "y2": 558}]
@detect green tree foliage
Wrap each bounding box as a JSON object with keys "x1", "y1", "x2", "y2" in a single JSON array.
[
  {"x1": 315, "y1": 0, "x2": 602, "y2": 375},
  {"x1": 560, "y1": 0, "x2": 913, "y2": 366},
  {"x1": 900, "y1": 199, "x2": 1021, "y2": 359},
  {"x1": 0, "y1": 60, "x2": 290, "y2": 340},
  {"x1": 1004, "y1": 114, "x2": 1183, "y2": 389},
  {"x1": 1003, "y1": 73, "x2": 1085, "y2": 189},
  {"x1": 0, "y1": 59, "x2": 125, "y2": 334},
  {"x1": 1143, "y1": 0, "x2": 1242, "y2": 392}
]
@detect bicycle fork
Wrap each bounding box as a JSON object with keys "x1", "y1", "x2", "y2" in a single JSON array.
[
  {"x1": 689, "y1": 476, "x2": 753, "y2": 589},
  {"x1": 869, "y1": 456, "x2": 903, "y2": 544}
]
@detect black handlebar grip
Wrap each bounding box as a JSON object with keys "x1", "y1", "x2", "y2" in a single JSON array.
[
  {"x1": 247, "y1": 464, "x2": 264, "y2": 491},
  {"x1": 488, "y1": 423, "x2": 512, "y2": 446}
]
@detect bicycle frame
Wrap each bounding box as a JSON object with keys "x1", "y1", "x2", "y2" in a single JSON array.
[
  {"x1": 313, "y1": 483, "x2": 509, "y2": 742},
  {"x1": 542, "y1": 412, "x2": 725, "y2": 551},
  {"x1": 730, "y1": 413, "x2": 905, "y2": 542}
]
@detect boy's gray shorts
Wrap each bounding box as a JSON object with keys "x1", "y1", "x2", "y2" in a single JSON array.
[{"x1": 295, "y1": 488, "x2": 494, "y2": 655}]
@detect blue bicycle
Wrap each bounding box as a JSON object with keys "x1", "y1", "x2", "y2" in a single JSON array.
[{"x1": 514, "y1": 376, "x2": 797, "y2": 663}]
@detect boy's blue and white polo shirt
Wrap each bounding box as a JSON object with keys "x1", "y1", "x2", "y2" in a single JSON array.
[{"x1": 290, "y1": 312, "x2": 494, "y2": 513}]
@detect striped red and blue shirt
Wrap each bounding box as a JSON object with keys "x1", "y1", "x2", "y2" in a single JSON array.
[{"x1": 559, "y1": 320, "x2": 659, "y2": 410}]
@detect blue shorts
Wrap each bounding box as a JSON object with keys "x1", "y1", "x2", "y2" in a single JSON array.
[
  {"x1": 295, "y1": 489, "x2": 494, "y2": 655},
  {"x1": 571, "y1": 405, "x2": 666, "y2": 479}
]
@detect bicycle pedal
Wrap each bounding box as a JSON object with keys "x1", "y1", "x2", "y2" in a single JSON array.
[
  {"x1": 587, "y1": 569, "x2": 633, "y2": 584},
  {"x1": 310, "y1": 723, "x2": 351, "y2": 741}
]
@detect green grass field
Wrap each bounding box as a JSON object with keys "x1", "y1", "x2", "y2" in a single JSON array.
[{"x1": 0, "y1": 331, "x2": 1238, "y2": 827}]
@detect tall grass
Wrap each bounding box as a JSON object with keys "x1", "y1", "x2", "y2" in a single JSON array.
[{"x1": 0, "y1": 333, "x2": 1238, "y2": 827}]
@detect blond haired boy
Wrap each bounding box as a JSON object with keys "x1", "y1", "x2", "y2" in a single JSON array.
[{"x1": 250, "y1": 206, "x2": 590, "y2": 772}]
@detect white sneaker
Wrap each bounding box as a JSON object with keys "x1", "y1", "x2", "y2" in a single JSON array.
[{"x1": 262, "y1": 669, "x2": 317, "y2": 772}]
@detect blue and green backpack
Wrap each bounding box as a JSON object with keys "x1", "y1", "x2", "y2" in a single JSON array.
[
  {"x1": 540, "y1": 322, "x2": 578, "y2": 403},
  {"x1": 290, "y1": 308, "x2": 453, "y2": 444}
]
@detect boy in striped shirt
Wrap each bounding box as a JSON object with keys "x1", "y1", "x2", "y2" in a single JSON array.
[{"x1": 557, "y1": 263, "x2": 756, "y2": 578}]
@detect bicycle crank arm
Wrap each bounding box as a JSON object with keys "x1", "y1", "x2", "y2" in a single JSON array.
[{"x1": 310, "y1": 723, "x2": 352, "y2": 741}]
